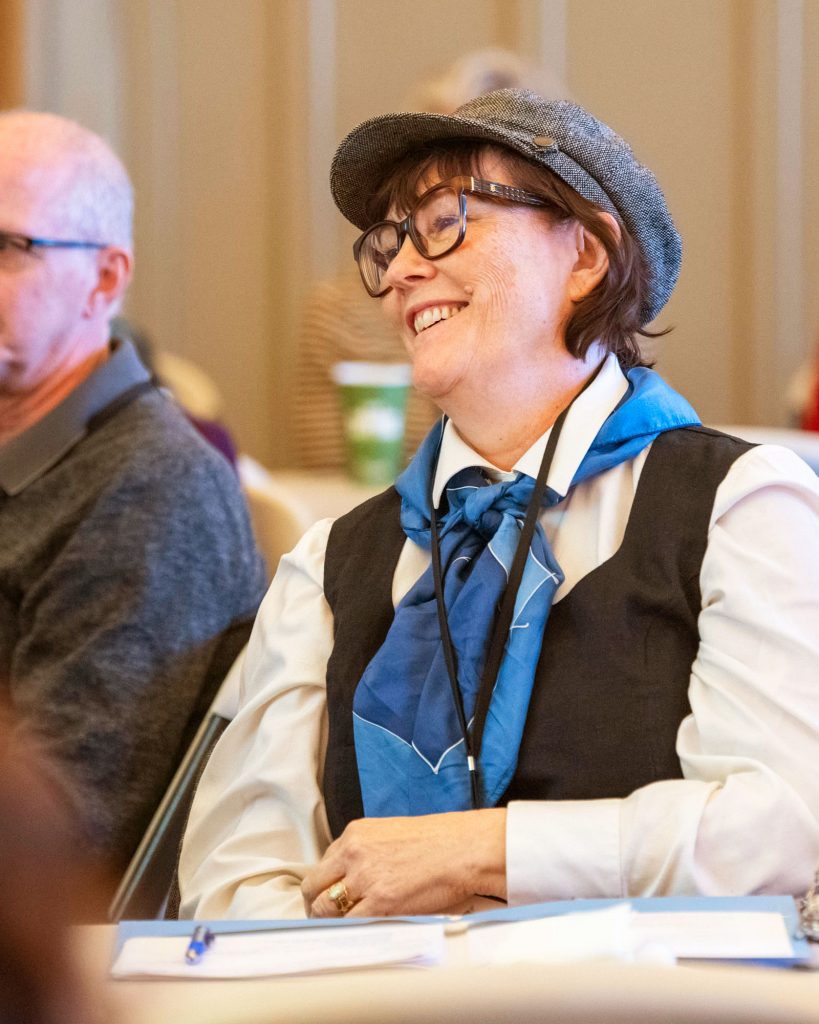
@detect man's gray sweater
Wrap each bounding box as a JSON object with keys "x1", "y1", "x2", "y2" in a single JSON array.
[{"x1": 0, "y1": 348, "x2": 266, "y2": 871}]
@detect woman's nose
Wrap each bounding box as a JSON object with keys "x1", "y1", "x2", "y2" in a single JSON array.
[{"x1": 381, "y1": 233, "x2": 434, "y2": 290}]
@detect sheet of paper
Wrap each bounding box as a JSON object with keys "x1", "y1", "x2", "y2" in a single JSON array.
[
  {"x1": 111, "y1": 922, "x2": 445, "y2": 979},
  {"x1": 630, "y1": 910, "x2": 794, "y2": 960},
  {"x1": 467, "y1": 903, "x2": 637, "y2": 965},
  {"x1": 467, "y1": 905, "x2": 795, "y2": 966}
]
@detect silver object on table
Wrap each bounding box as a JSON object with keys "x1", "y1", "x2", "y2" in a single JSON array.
[{"x1": 799, "y1": 870, "x2": 819, "y2": 941}]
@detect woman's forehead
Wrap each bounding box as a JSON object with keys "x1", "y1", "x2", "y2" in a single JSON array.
[{"x1": 383, "y1": 146, "x2": 514, "y2": 217}]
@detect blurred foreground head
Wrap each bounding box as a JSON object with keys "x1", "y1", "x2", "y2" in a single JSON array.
[{"x1": 0, "y1": 701, "x2": 108, "y2": 1024}]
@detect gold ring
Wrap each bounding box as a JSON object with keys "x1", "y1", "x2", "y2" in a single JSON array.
[{"x1": 327, "y1": 880, "x2": 354, "y2": 914}]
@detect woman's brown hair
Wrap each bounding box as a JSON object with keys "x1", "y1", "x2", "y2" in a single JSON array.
[{"x1": 365, "y1": 140, "x2": 668, "y2": 369}]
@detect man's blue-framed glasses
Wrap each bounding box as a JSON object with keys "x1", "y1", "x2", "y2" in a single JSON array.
[{"x1": 0, "y1": 229, "x2": 109, "y2": 255}]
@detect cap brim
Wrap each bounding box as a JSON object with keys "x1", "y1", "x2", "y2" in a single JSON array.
[{"x1": 330, "y1": 110, "x2": 536, "y2": 230}]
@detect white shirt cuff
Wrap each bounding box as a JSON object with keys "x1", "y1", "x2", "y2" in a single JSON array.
[{"x1": 506, "y1": 799, "x2": 622, "y2": 904}]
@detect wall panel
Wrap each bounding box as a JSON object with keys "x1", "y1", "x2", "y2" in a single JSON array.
[
  {"x1": 567, "y1": 0, "x2": 738, "y2": 424},
  {"x1": 122, "y1": 0, "x2": 281, "y2": 461},
  {"x1": 0, "y1": 0, "x2": 25, "y2": 108},
  {"x1": 804, "y1": 1, "x2": 819, "y2": 359}
]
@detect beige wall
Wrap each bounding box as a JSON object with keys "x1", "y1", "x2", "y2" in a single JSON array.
[
  {"x1": 122, "y1": 1, "x2": 279, "y2": 462},
  {"x1": 568, "y1": 0, "x2": 740, "y2": 421},
  {"x1": 805, "y1": 1, "x2": 819, "y2": 364},
  {"x1": 14, "y1": 0, "x2": 818, "y2": 462},
  {"x1": 0, "y1": 0, "x2": 25, "y2": 108}
]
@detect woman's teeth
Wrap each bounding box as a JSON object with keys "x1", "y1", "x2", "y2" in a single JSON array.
[{"x1": 413, "y1": 304, "x2": 464, "y2": 335}]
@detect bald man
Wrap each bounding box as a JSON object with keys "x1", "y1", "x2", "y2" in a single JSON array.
[{"x1": 0, "y1": 111, "x2": 266, "y2": 876}]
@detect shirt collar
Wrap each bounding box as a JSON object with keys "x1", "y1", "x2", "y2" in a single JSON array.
[
  {"x1": 431, "y1": 347, "x2": 629, "y2": 507},
  {"x1": 0, "y1": 339, "x2": 151, "y2": 496}
]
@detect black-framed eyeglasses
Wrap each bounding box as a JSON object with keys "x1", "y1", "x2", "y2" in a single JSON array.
[
  {"x1": 0, "y1": 230, "x2": 109, "y2": 257},
  {"x1": 352, "y1": 176, "x2": 547, "y2": 297}
]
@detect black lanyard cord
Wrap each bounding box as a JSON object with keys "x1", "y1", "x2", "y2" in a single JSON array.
[
  {"x1": 427, "y1": 407, "x2": 568, "y2": 810},
  {"x1": 427, "y1": 363, "x2": 603, "y2": 809},
  {"x1": 429, "y1": 438, "x2": 480, "y2": 809},
  {"x1": 468, "y1": 402, "x2": 570, "y2": 773}
]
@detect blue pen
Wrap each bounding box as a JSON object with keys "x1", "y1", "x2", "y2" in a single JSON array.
[{"x1": 185, "y1": 924, "x2": 215, "y2": 964}]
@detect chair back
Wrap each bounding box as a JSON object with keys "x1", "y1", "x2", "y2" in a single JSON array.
[
  {"x1": 238, "y1": 455, "x2": 314, "y2": 578},
  {"x1": 107, "y1": 650, "x2": 245, "y2": 921},
  {"x1": 153, "y1": 350, "x2": 225, "y2": 420}
]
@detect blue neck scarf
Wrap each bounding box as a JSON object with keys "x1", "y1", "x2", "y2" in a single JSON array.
[{"x1": 352, "y1": 367, "x2": 700, "y2": 817}]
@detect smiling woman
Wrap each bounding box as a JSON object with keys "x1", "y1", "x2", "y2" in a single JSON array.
[
  {"x1": 179, "y1": 89, "x2": 819, "y2": 922},
  {"x1": 365, "y1": 145, "x2": 650, "y2": 370},
  {"x1": 368, "y1": 157, "x2": 611, "y2": 443}
]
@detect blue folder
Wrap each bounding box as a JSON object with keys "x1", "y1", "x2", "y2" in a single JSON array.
[{"x1": 115, "y1": 894, "x2": 811, "y2": 967}]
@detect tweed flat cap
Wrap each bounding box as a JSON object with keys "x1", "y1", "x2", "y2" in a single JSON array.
[{"x1": 330, "y1": 88, "x2": 681, "y2": 325}]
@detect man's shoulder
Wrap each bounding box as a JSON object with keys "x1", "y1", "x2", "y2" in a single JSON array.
[
  {"x1": 37, "y1": 388, "x2": 253, "y2": 544},
  {"x1": 0, "y1": 385, "x2": 265, "y2": 611},
  {"x1": 78, "y1": 388, "x2": 237, "y2": 493}
]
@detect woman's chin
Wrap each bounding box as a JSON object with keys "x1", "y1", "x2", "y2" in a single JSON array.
[{"x1": 410, "y1": 363, "x2": 459, "y2": 405}]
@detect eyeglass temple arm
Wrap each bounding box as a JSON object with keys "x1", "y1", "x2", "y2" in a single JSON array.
[{"x1": 28, "y1": 237, "x2": 108, "y2": 250}]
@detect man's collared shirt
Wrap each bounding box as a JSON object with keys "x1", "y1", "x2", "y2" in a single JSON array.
[{"x1": 0, "y1": 340, "x2": 150, "y2": 497}]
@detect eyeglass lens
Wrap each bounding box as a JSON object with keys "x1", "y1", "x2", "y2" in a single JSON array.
[
  {"x1": 0, "y1": 234, "x2": 32, "y2": 270},
  {"x1": 0, "y1": 233, "x2": 24, "y2": 253},
  {"x1": 358, "y1": 185, "x2": 463, "y2": 295}
]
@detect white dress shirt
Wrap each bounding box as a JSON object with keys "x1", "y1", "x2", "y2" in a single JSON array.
[{"x1": 180, "y1": 355, "x2": 819, "y2": 919}]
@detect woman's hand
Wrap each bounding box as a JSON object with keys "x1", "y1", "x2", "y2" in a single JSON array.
[{"x1": 301, "y1": 808, "x2": 507, "y2": 918}]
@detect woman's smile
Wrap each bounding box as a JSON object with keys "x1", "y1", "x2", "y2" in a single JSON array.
[{"x1": 411, "y1": 302, "x2": 467, "y2": 336}]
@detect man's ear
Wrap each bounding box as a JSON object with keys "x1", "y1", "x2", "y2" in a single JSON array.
[
  {"x1": 568, "y1": 212, "x2": 619, "y2": 303},
  {"x1": 82, "y1": 247, "x2": 133, "y2": 318}
]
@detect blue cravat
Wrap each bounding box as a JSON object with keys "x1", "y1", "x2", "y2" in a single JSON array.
[{"x1": 352, "y1": 367, "x2": 700, "y2": 817}]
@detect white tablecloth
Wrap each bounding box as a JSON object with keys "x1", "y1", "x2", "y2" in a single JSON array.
[{"x1": 82, "y1": 924, "x2": 819, "y2": 1024}]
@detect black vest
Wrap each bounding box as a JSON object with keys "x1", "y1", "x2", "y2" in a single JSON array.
[{"x1": 322, "y1": 427, "x2": 753, "y2": 838}]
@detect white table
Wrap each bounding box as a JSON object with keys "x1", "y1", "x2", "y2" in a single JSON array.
[
  {"x1": 82, "y1": 924, "x2": 819, "y2": 1024},
  {"x1": 711, "y1": 424, "x2": 819, "y2": 473},
  {"x1": 237, "y1": 461, "x2": 385, "y2": 577},
  {"x1": 265, "y1": 469, "x2": 384, "y2": 524}
]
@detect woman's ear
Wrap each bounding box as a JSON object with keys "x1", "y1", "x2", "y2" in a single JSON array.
[{"x1": 568, "y1": 212, "x2": 618, "y2": 303}]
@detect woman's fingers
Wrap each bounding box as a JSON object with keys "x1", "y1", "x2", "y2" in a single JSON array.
[
  {"x1": 302, "y1": 810, "x2": 506, "y2": 918},
  {"x1": 306, "y1": 878, "x2": 358, "y2": 918},
  {"x1": 301, "y1": 839, "x2": 346, "y2": 911}
]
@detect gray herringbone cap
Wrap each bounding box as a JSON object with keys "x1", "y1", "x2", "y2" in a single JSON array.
[{"x1": 330, "y1": 88, "x2": 681, "y2": 325}]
